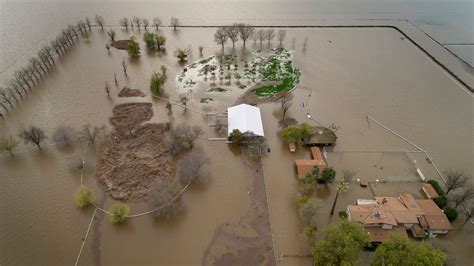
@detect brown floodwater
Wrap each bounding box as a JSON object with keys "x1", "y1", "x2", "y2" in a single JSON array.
[{"x1": 0, "y1": 6, "x2": 473, "y2": 266}]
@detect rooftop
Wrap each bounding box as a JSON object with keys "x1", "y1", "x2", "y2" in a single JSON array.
[
  {"x1": 295, "y1": 147, "x2": 327, "y2": 177},
  {"x1": 227, "y1": 104, "x2": 264, "y2": 137}
]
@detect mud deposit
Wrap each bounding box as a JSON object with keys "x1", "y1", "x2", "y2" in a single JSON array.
[
  {"x1": 118, "y1": 87, "x2": 146, "y2": 97},
  {"x1": 202, "y1": 150, "x2": 275, "y2": 266},
  {"x1": 97, "y1": 102, "x2": 174, "y2": 201},
  {"x1": 111, "y1": 40, "x2": 130, "y2": 50}
]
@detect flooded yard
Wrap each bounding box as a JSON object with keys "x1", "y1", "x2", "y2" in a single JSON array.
[{"x1": 1, "y1": 26, "x2": 472, "y2": 265}]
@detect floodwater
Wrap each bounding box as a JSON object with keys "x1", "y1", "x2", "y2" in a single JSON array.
[{"x1": 1, "y1": 1, "x2": 473, "y2": 266}]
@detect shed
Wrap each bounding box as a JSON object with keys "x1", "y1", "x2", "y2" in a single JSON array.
[
  {"x1": 421, "y1": 183, "x2": 439, "y2": 199},
  {"x1": 227, "y1": 104, "x2": 264, "y2": 137},
  {"x1": 304, "y1": 126, "x2": 337, "y2": 146}
]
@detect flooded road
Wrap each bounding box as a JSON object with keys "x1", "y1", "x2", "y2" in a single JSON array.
[{"x1": 0, "y1": 4, "x2": 473, "y2": 266}]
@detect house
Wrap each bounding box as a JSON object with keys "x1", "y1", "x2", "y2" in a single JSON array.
[
  {"x1": 227, "y1": 104, "x2": 264, "y2": 137},
  {"x1": 295, "y1": 147, "x2": 327, "y2": 177},
  {"x1": 347, "y1": 192, "x2": 452, "y2": 243},
  {"x1": 304, "y1": 126, "x2": 337, "y2": 146}
]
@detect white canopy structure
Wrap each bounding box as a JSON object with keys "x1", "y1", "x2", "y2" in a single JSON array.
[{"x1": 227, "y1": 104, "x2": 264, "y2": 137}]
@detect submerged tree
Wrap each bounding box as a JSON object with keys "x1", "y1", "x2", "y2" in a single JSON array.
[
  {"x1": 149, "y1": 66, "x2": 167, "y2": 95},
  {"x1": 108, "y1": 204, "x2": 130, "y2": 224},
  {"x1": 277, "y1": 29, "x2": 286, "y2": 47},
  {"x1": 237, "y1": 23, "x2": 255, "y2": 47},
  {"x1": 119, "y1": 17, "x2": 129, "y2": 30},
  {"x1": 225, "y1": 25, "x2": 240, "y2": 48},
  {"x1": 265, "y1": 29, "x2": 275, "y2": 44},
  {"x1": 214, "y1": 27, "x2": 228, "y2": 50},
  {"x1": 94, "y1": 15, "x2": 105, "y2": 30},
  {"x1": 121, "y1": 59, "x2": 128, "y2": 76},
  {"x1": 142, "y1": 18, "x2": 149, "y2": 31},
  {"x1": 153, "y1": 17, "x2": 162, "y2": 30},
  {"x1": 256, "y1": 29, "x2": 266, "y2": 44},
  {"x1": 168, "y1": 125, "x2": 203, "y2": 155},
  {"x1": 127, "y1": 38, "x2": 140, "y2": 58},
  {"x1": 444, "y1": 170, "x2": 468, "y2": 194},
  {"x1": 320, "y1": 167, "x2": 336, "y2": 184},
  {"x1": 18, "y1": 125, "x2": 47, "y2": 149},
  {"x1": 174, "y1": 48, "x2": 189, "y2": 62},
  {"x1": 150, "y1": 178, "x2": 183, "y2": 219},
  {"x1": 299, "y1": 197, "x2": 323, "y2": 225},
  {"x1": 280, "y1": 92, "x2": 292, "y2": 119},
  {"x1": 449, "y1": 186, "x2": 474, "y2": 208},
  {"x1": 170, "y1": 17, "x2": 180, "y2": 31},
  {"x1": 74, "y1": 185, "x2": 95, "y2": 208},
  {"x1": 330, "y1": 170, "x2": 354, "y2": 215},
  {"x1": 0, "y1": 137, "x2": 19, "y2": 156},
  {"x1": 81, "y1": 124, "x2": 105, "y2": 144},
  {"x1": 177, "y1": 148, "x2": 210, "y2": 185},
  {"x1": 52, "y1": 126, "x2": 75, "y2": 146},
  {"x1": 107, "y1": 29, "x2": 116, "y2": 42},
  {"x1": 132, "y1": 17, "x2": 141, "y2": 29},
  {"x1": 372, "y1": 234, "x2": 446, "y2": 266}
]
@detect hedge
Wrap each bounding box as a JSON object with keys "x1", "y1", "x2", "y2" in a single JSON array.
[
  {"x1": 443, "y1": 207, "x2": 458, "y2": 221},
  {"x1": 427, "y1": 180, "x2": 445, "y2": 196}
]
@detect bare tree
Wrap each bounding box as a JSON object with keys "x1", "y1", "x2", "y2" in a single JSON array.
[
  {"x1": 202, "y1": 106, "x2": 212, "y2": 116},
  {"x1": 106, "y1": 43, "x2": 111, "y2": 53},
  {"x1": 265, "y1": 29, "x2": 275, "y2": 44},
  {"x1": 82, "y1": 124, "x2": 105, "y2": 143},
  {"x1": 280, "y1": 93, "x2": 292, "y2": 119},
  {"x1": 277, "y1": 29, "x2": 286, "y2": 47},
  {"x1": 94, "y1": 15, "x2": 105, "y2": 30},
  {"x1": 133, "y1": 17, "x2": 141, "y2": 29},
  {"x1": 449, "y1": 186, "x2": 474, "y2": 208},
  {"x1": 153, "y1": 17, "x2": 162, "y2": 31},
  {"x1": 18, "y1": 125, "x2": 47, "y2": 148},
  {"x1": 214, "y1": 27, "x2": 228, "y2": 50},
  {"x1": 105, "y1": 81, "x2": 110, "y2": 96},
  {"x1": 445, "y1": 170, "x2": 468, "y2": 194},
  {"x1": 170, "y1": 17, "x2": 180, "y2": 31},
  {"x1": 130, "y1": 18, "x2": 134, "y2": 30},
  {"x1": 257, "y1": 29, "x2": 266, "y2": 44},
  {"x1": 251, "y1": 31, "x2": 259, "y2": 44},
  {"x1": 177, "y1": 149, "x2": 210, "y2": 185},
  {"x1": 462, "y1": 206, "x2": 473, "y2": 226},
  {"x1": 121, "y1": 60, "x2": 128, "y2": 76},
  {"x1": 114, "y1": 73, "x2": 118, "y2": 86},
  {"x1": 214, "y1": 117, "x2": 224, "y2": 133},
  {"x1": 237, "y1": 23, "x2": 255, "y2": 47},
  {"x1": 179, "y1": 95, "x2": 189, "y2": 108},
  {"x1": 225, "y1": 25, "x2": 240, "y2": 48},
  {"x1": 107, "y1": 29, "x2": 116, "y2": 42},
  {"x1": 52, "y1": 126, "x2": 75, "y2": 146},
  {"x1": 299, "y1": 198, "x2": 323, "y2": 225},
  {"x1": 119, "y1": 17, "x2": 129, "y2": 30},
  {"x1": 85, "y1": 17, "x2": 92, "y2": 30},
  {"x1": 150, "y1": 178, "x2": 183, "y2": 219},
  {"x1": 168, "y1": 124, "x2": 203, "y2": 155},
  {"x1": 198, "y1": 46, "x2": 204, "y2": 56},
  {"x1": 303, "y1": 37, "x2": 308, "y2": 50},
  {"x1": 142, "y1": 18, "x2": 149, "y2": 31}
]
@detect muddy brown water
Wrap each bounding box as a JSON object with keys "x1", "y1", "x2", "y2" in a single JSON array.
[{"x1": 0, "y1": 22, "x2": 472, "y2": 266}]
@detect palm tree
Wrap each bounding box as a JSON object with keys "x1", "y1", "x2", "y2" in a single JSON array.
[{"x1": 330, "y1": 170, "x2": 354, "y2": 215}]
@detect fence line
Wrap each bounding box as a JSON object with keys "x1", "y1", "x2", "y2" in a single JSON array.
[
  {"x1": 75, "y1": 208, "x2": 98, "y2": 266},
  {"x1": 151, "y1": 94, "x2": 217, "y2": 116}
]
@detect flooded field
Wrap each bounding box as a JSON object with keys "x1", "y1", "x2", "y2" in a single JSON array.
[{"x1": 0, "y1": 21, "x2": 472, "y2": 266}]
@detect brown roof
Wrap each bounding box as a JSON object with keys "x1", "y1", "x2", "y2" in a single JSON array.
[
  {"x1": 365, "y1": 226, "x2": 408, "y2": 243},
  {"x1": 398, "y1": 192, "x2": 423, "y2": 212},
  {"x1": 422, "y1": 183, "x2": 439, "y2": 199},
  {"x1": 417, "y1": 199, "x2": 452, "y2": 230},
  {"x1": 294, "y1": 147, "x2": 327, "y2": 177},
  {"x1": 347, "y1": 204, "x2": 397, "y2": 226}
]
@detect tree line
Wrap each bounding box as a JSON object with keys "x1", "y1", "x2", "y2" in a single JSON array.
[
  {"x1": 214, "y1": 24, "x2": 286, "y2": 50},
  {"x1": 119, "y1": 16, "x2": 180, "y2": 31},
  {"x1": 0, "y1": 18, "x2": 96, "y2": 117}
]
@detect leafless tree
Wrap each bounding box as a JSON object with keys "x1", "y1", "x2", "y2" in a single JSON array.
[
  {"x1": 170, "y1": 17, "x2": 180, "y2": 31},
  {"x1": 77, "y1": 20, "x2": 86, "y2": 34},
  {"x1": 445, "y1": 170, "x2": 468, "y2": 194},
  {"x1": 462, "y1": 206, "x2": 473, "y2": 226},
  {"x1": 105, "y1": 81, "x2": 110, "y2": 96},
  {"x1": 52, "y1": 126, "x2": 75, "y2": 146},
  {"x1": 225, "y1": 25, "x2": 240, "y2": 48},
  {"x1": 449, "y1": 186, "x2": 474, "y2": 208},
  {"x1": 107, "y1": 29, "x2": 116, "y2": 41},
  {"x1": 106, "y1": 43, "x2": 111, "y2": 53},
  {"x1": 237, "y1": 23, "x2": 255, "y2": 47},
  {"x1": 265, "y1": 29, "x2": 275, "y2": 44},
  {"x1": 119, "y1": 17, "x2": 129, "y2": 30},
  {"x1": 0, "y1": 88, "x2": 14, "y2": 112},
  {"x1": 121, "y1": 60, "x2": 128, "y2": 76},
  {"x1": 18, "y1": 125, "x2": 47, "y2": 148},
  {"x1": 168, "y1": 124, "x2": 203, "y2": 155},
  {"x1": 214, "y1": 27, "x2": 228, "y2": 50},
  {"x1": 214, "y1": 117, "x2": 224, "y2": 132},
  {"x1": 95, "y1": 15, "x2": 105, "y2": 30},
  {"x1": 303, "y1": 37, "x2": 308, "y2": 50},
  {"x1": 251, "y1": 31, "x2": 259, "y2": 44},
  {"x1": 257, "y1": 29, "x2": 266, "y2": 44},
  {"x1": 150, "y1": 178, "x2": 184, "y2": 219},
  {"x1": 130, "y1": 18, "x2": 134, "y2": 30},
  {"x1": 179, "y1": 95, "x2": 189, "y2": 107},
  {"x1": 114, "y1": 73, "x2": 118, "y2": 86},
  {"x1": 198, "y1": 46, "x2": 204, "y2": 56},
  {"x1": 277, "y1": 29, "x2": 286, "y2": 47},
  {"x1": 85, "y1": 17, "x2": 92, "y2": 30},
  {"x1": 177, "y1": 149, "x2": 210, "y2": 185},
  {"x1": 133, "y1": 17, "x2": 141, "y2": 29},
  {"x1": 202, "y1": 106, "x2": 212, "y2": 116},
  {"x1": 153, "y1": 17, "x2": 162, "y2": 31},
  {"x1": 82, "y1": 124, "x2": 105, "y2": 143},
  {"x1": 280, "y1": 93, "x2": 292, "y2": 119},
  {"x1": 143, "y1": 18, "x2": 149, "y2": 31}
]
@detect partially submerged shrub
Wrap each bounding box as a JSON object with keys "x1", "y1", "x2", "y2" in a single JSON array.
[
  {"x1": 150, "y1": 178, "x2": 183, "y2": 219},
  {"x1": 339, "y1": 211, "x2": 348, "y2": 219},
  {"x1": 443, "y1": 207, "x2": 458, "y2": 221},
  {"x1": 74, "y1": 185, "x2": 95, "y2": 208},
  {"x1": 52, "y1": 126, "x2": 75, "y2": 146},
  {"x1": 228, "y1": 129, "x2": 244, "y2": 146},
  {"x1": 109, "y1": 204, "x2": 130, "y2": 224},
  {"x1": 427, "y1": 180, "x2": 445, "y2": 195},
  {"x1": 319, "y1": 167, "x2": 336, "y2": 184},
  {"x1": 177, "y1": 149, "x2": 210, "y2": 185},
  {"x1": 434, "y1": 195, "x2": 447, "y2": 208},
  {"x1": 168, "y1": 124, "x2": 203, "y2": 155}
]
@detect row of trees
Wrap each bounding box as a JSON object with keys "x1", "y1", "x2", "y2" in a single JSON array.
[
  {"x1": 0, "y1": 124, "x2": 105, "y2": 156},
  {"x1": 119, "y1": 16, "x2": 180, "y2": 31},
  {"x1": 0, "y1": 19, "x2": 92, "y2": 117},
  {"x1": 214, "y1": 24, "x2": 286, "y2": 50}
]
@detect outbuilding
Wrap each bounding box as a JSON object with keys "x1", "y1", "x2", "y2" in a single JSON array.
[{"x1": 227, "y1": 104, "x2": 264, "y2": 137}]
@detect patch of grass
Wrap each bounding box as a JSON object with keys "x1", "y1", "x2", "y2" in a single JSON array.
[
  {"x1": 208, "y1": 87, "x2": 226, "y2": 92},
  {"x1": 200, "y1": 97, "x2": 214, "y2": 103},
  {"x1": 239, "y1": 84, "x2": 246, "y2": 89}
]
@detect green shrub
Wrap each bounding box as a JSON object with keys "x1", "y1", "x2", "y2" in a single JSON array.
[
  {"x1": 228, "y1": 129, "x2": 244, "y2": 146},
  {"x1": 339, "y1": 211, "x2": 348, "y2": 219},
  {"x1": 74, "y1": 185, "x2": 94, "y2": 208},
  {"x1": 443, "y1": 207, "x2": 458, "y2": 221},
  {"x1": 427, "y1": 180, "x2": 445, "y2": 195},
  {"x1": 149, "y1": 67, "x2": 167, "y2": 95},
  {"x1": 319, "y1": 167, "x2": 336, "y2": 184},
  {"x1": 127, "y1": 38, "x2": 140, "y2": 58},
  {"x1": 434, "y1": 195, "x2": 447, "y2": 208},
  {"x1": 109, "y1": 204, "x2": 130, "y2": 224}
]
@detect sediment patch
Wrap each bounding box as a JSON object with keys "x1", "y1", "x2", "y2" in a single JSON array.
[
  {"x1": 118, "y1": 87, "x2": 146, "y2": 97},
  {"x1": 111, "y1": 40, "x2": 130, "y2": 50},
  {"x1": 96, "y1": 102, "x2": 175, "y2": 202}
]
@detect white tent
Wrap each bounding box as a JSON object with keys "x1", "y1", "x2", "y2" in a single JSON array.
[{"x1": 227, "y1": 104, "x2": 264, "y2": 137}]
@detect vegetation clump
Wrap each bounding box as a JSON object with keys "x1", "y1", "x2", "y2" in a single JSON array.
[
  {"x1": 281, "y1": 122, "x2": 312, "y2": 144},
  {"x1": 149, "y1": 66, "x2": 167, "y2": 94},
  {"x1": 0, "y1": 137, "x2": 19, "y2": 156},
  {"x1": 127, "y1": 38, "x2": 140, "y2": 58},
  {"x1": 108, "y1": 204, "x2": 130, "y2": 224},
  {"x1": 74, "y1": 185, "x2": 95, "y2": 208}
]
